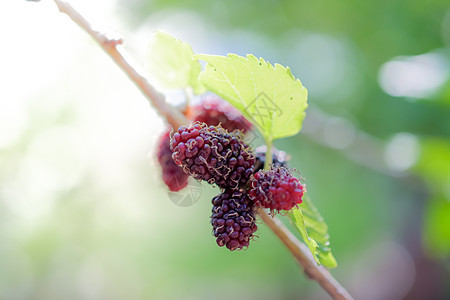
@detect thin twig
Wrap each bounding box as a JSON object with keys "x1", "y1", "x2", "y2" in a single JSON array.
[
  {"x1": 258, "y1": 208, "x2": 353, "y2": 300},
  {"x1": 263, "y1": 138, "x2": 273, "y2": 171},
  {"x1": 47, "y1": 1, "x2": 353, "y2": 299},
  {"x1": 52, "y1": 0, "x2": 187, "y2": 129}
]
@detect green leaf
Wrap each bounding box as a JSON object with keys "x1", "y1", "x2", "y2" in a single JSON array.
[
  {"x1": 148, "y1": 31, "x2": 205, "y2": 94},
  {"x1": 288, "y1": 195, "x2": 337, "y2": 268},
  {"x1": 195, "y1": 54, "x2": 308, "y2": 141}
]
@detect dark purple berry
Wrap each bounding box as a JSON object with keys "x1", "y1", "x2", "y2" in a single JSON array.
[
  {"x1": 249, "y1": 167, "x2": 305, "y2": 212},
  {"x1": 253, "y1": 145, "x2": 289, "y2": 173},
  {"x1": 211, "y1": 189, "x2": 258, "y2": 251},
  {"x1": 170, "y1": 122, "x2": 255, "y2": 189},
  {"x1": 156, "y1": 129, "x2": 189, "y2": 192},
  {"x1": 188, "y1": 95, "x2": 252, "y2": 134}
]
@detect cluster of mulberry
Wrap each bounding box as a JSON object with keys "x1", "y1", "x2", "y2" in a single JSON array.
[
  {"x1": 211, "y1": 190, "x2": 258, "y2": 251},
  {"x1": 169, "y1": 122, "x2": 258, "y2": 250},
  {"x1": 170, "y1": 122, "x2": 255, "y2": 189},
  {"x1": 156, "y1": 95, "x2": 252, "y2": 192},
  {"x1": 155, "y1": 95, "x2": 305, "y2": 251}
]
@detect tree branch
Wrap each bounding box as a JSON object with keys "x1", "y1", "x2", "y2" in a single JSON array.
[
  {"x1": 257, "y1": 208, "x2": 353, "y2": 299},
  {"x1": 47, "y1": 1, "x2": 353, "y2": 299},
  {"x1": 52, "y1": 0, "x2": 187, "y2": 129}
]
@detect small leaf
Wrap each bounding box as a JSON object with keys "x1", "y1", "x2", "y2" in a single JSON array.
[
  {"x1": 148, "y1": 31, "x2": 205, "y2": 94},
  {"x1": 195, "y1": 54, "x2": 308, "y2": 141},
  {"x1": 288, "y1": 195, "x2": 337, "y2": 268}
]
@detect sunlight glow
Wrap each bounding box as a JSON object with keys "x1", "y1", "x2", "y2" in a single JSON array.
[{"x1": 378, "y1": 52, "x2": 448, "y2": 98}]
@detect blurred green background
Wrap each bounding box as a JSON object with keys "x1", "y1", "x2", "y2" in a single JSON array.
[{"x1": 1, "y1": 0, "x2": 450, "y2": 299}]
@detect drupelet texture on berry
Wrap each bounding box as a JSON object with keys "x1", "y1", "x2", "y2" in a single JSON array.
[
  {"x1": 253, "y1": 145, "x2": 289, "y2": 173},
  {"x1": 249, "y1": 167, "x2": 305, "y2": 212},
  {"x1": 211, "y1": 189, "x2": 258, "y2": 251},
  {"x1": 156, "y1": 129, "x2": 189, "y2": 192},
  {"x1": 188, "y1": 95, "x2": 252, "y2": 134},
  {"x1": 170, "y1": 122, "x2": 255, "y2": 189}
]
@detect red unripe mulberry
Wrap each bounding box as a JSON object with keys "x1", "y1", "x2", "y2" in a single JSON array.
[
  {"x1": 156, "y1": 129, "x2": 189, "y2": 192},
  {"x1": 249, "y1": 167, "x2": 305, "y2": 212}
]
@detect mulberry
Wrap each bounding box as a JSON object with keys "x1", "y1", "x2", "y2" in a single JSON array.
[
  {"x1": 253, "y1": 145, "x2": 289, "y2": 173},
  {"x1": 188, "y1": 95, "x2": 252, "y2": 134},
  {"x1": 156, "y1": 129, "x2": 189, "y2": 192},
  {"x1": 211, "y1": 189, "x2": 258, "y2": 251},
  {"x1": 170, "y1": 122, "x2": 255, "y2": 189},
  {"x1": 249, "y1": 167, "x2": 305, "y2": 212}
]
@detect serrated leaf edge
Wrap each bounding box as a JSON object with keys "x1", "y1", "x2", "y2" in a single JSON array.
[{"x1": 195, "y1": 53, "x2": 308, "y2": 140}]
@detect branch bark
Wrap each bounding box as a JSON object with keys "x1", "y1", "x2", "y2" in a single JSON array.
[
  {"x1": 258, "y1": 208, "x2": 353, "y2": 299},
  {"x1": 48, "y1": 1, "x2": 353, "y2": 299}
]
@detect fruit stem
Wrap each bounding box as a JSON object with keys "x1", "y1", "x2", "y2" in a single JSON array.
[
  {"x1": 51, "y1": 0, "x2": 188, "y2": 129},
  {"x1": 264, "y1": 137, "x2": 273, "y2": 171}
]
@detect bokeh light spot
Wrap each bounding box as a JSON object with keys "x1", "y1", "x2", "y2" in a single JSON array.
[
  {"x1": 384, "y1": 133, "x2": 420, "y2": 172},
  {"x1": 378, "y1": 53, "x2": 448, "y2": 98}
]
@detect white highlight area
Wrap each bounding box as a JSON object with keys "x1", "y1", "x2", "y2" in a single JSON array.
[
  {"x1": 384, "y1": 133, "x2": 420, "y2": 172},
  {"x1": 378, "y1": 53, "x2": 448, "y2": 98}
]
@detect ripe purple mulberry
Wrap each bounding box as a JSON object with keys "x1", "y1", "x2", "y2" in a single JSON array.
[
  {"x1": 249, "y1": 167, "x2": 305, "y2": 212},
  {"x1": 156, "y1": 129, "x2": 189, "y2": 192},
  {"x1": 253, "y1": 145, "x2": 289, "y2": 173},
  {"x1": 188, "y1": 95, "x2": 252, "y2": 134},
  {"x1": 211, "y1": 189, "x2": 258, "y2": 251},
  {"x1": 170, "y1": 122, "x2": 255, "y2": 189}
]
